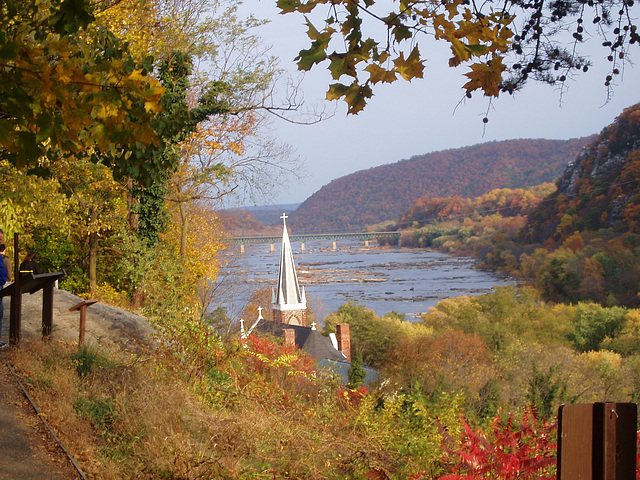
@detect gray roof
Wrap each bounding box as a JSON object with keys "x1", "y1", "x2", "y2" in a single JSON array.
[
  {"x1": 318, "y1": 359, "x2": 380, "y2": 387},
  {"x1": 254, "y1": 322, "x2": 345, "y2": 362},
  {"x1": 252, "y1": 320, "x2": 380, "y2": 386},
  {"x1": 298, "y1": 329, "x2": 345, "y2": 362}
]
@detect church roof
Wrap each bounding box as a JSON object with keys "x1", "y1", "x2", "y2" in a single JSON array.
[
  {"x1": 318, "y1": 359, "x2": 380, "y2": 387},
  {"x1": 253, "y1": 322, "x2": 345, "y2": 362},
  {"x1": 298, "y1": 328, "x2": 345, "y2": 362},
  {"x1": 273, "y1": 214, "x2": 306, "y2": 310},
  {"x1": 249, "y1": 320, "x2": 380, "y2": 387}
]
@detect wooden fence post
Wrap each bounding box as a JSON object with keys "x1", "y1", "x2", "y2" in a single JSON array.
[{"x1": 558, "y1": 402, "x2": 637, "y2": 480}]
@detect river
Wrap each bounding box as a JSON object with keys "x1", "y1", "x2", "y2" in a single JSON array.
[{"x1": 216, "y1": 239, "x2": 514, "y2": 322}]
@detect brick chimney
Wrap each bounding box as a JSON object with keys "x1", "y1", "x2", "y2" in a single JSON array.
[
  {"x1": 336, "y1": 323, "x2": 351, "y2": 362},
  {"x1": 283, "y1": 328, "x2": 296, "y2": 347}
]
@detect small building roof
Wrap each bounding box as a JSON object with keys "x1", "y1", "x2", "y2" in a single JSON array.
[
  {"x1": 317, "y1": 359, "x2": 380, "y2": 387},
  {"x1": 254, "y1": 321, "x2": 345, "y2": 362}
]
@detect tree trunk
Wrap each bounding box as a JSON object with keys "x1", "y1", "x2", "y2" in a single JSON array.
[
  {"x1": 179, "y1": 200, "x2": 188, "y2": 260},
  {"x1": 89, "y1": 207, "x2": 98, "y2": 295},
  {"x1": 126, "y1": 177, "x2": 140, "y2": 233}
]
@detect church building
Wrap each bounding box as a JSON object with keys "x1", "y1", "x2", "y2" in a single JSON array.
[
  {"x1": 271, "y1": 213, "x2": 307, "y2": 326},
  {"x1": 241, "y1": 213, "x2": 378, "y2": 385}
]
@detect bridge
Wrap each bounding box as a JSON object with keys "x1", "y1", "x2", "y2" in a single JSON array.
[{"x1": 228, "y1": 232, "x2": 401, "y2": 253}]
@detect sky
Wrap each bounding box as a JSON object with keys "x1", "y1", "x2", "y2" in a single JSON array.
[{"x1": 235, "y1": 1, "x2": 640, "y2": 207}]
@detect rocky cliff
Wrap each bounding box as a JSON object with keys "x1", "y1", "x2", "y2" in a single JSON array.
[{"x1": 526, "y1": 103, "x2": 640, "y2": 242}]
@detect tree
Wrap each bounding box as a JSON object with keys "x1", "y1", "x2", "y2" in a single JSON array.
[
  {"x1": 324, "y1": 302, "x2": 401, "y2": 367},
  {"x1": 0, "y1": 0, "x2": 164, "y2": 181},
  {"x1": 54, "y1": 158, "x2": 129, "y2": 295},
  {"x1": 526, "y1": 362, "x2": 567, "y2": 420},
  {"x1": 277, "y1": 0, "x2": 639, "y2": 113},
  {"x1": 130, "y1": 51, "x2": 234, "y2": 248},
  {"x1": 347, "y1": 351, "x2": 366, "y2": 389},
  {"x1": 569, "y1": 302, "x2": 627, "y2": 352},
  {"x1": 440, "y1": 409, "x2": 557, "y2": 480},
  {"x1": 535, "y1": 248, "x2": 582, "y2": 303},
  {"x1": 167, "y1": 109, "x2": 297, "y2": 257}
]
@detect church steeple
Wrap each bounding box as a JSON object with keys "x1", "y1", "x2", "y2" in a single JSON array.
[{"x1": 272, "y1": 213, "x2": 307, "y2": 326}]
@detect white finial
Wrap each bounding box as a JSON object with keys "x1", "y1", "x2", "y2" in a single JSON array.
[
  {"x1": 280, "y1": 213, "x2": 288, "y2": 225},
  {"x1": 311, "y1": 321, "x2": 317, "y2": 330},
  {"x1": 240, "y1": 318, "x2": 246, "y2": 339},
  {"x1": 257, "y1": 306, "x2": 264, "y2": 320}
]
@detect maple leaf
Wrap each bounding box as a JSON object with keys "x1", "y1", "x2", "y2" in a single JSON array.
[
  {"x1": 393, "y1": 46, "x2": 425, "y2": 81},
  {"x1": 296, "y1": 20, "x2": 333, "y2": 71},
  {"x1": 297, "y1": 40, "x2": 328, "y2": 70},
  {"x1": 276, "y1": 0, "x2": 301, "y2": 13},
  {"x1": 462, "y1": 57, "x2": 506, "y2": 97},
  {"x1": 328, "y1": 53, "x2": 357, "y2": 80},
  {"x1": 364, "y1": 63, "x2": 397, "y2": 84},
  {"x1": 343, "y1": 83, "x2": 373, "y2": 114},
  {"x1": 326, "y1": 83, "x2": 350, "y2": 101}
]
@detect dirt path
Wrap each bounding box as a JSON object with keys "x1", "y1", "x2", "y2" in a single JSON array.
[
  {"x1": 0, "y1": 360, "x2": 80, "y2": 480},
  {"x1": 0, "y1": 289, "x2": 154, "y2": 479}
]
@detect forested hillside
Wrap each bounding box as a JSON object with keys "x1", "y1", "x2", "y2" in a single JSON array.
[
  {"x1": 525, "y1": 103, "x2": 640, "y2": 243},
  {"x1": 218, "y1": 209, "x2": 281, "y2": 237},
  {"x1": 289, "y1": 138, "x2": 592, "y2": 233},
  {"x1": 392, "y1": 103, "x2": 640, "y2": 307}
]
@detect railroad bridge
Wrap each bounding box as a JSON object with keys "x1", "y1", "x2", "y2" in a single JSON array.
[{"x1": 228, "y1": 231, "x2": 400, "y2": 253}]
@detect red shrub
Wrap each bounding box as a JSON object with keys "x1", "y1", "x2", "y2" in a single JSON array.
[{"x1": 439, "y1": 408, "x2": 556, "y2": 480}]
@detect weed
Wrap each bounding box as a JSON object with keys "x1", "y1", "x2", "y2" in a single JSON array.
[{"x1": 70, "y1": 344, "x2": 105, "y2": 377}]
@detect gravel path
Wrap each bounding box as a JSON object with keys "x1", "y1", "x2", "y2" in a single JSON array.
[{"x1": 0, "y1": 288, "x2": 155, "y2": 479}]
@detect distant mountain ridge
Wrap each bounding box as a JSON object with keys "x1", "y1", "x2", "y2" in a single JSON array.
[{"x1": 287, "y1": 137, "x2": 593, "y2": 233}]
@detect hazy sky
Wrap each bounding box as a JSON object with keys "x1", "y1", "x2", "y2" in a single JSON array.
[{"x1": 236, "y1": 1, "x2": 640, "y2": 206}]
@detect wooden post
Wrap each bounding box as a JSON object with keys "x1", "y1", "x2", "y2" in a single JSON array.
[
  {"x1": 558, "y1": 402, "x2": 637, "y2": 480},
  {"x1": 240, "y1": 244, "x2": 245, "y2": 254},
  {"x1": 301, "y1": 242, "x2": 305, "y2": 251},
  {"x1": 332, "y1": 241, "x2": 337, "y2": 251},
  {"x1": 41, "y1": 281, "x2": 54, "y2": 338},
  {"x1": 69, "y1": 299, "x2": 98, "y2": 345},
  {"x1": 270, "y1": 243, "x2": 274, "y2": 253},
  {"x1": 9, "y1": 233, "x2": 20, "y2": 345}
]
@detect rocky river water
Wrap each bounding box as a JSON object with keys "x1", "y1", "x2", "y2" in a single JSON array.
[{"x1": 217, "y1": 239, "x2": 514, "y2": 322}]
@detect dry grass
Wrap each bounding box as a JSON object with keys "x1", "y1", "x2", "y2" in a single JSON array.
[{"x1": 5, "y1": 340, "x2": 403, "y2": 480}]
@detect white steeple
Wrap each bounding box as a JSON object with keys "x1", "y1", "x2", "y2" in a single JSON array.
[{"x1": 271, "y1": 213, "x2": 307, "y2": 325}]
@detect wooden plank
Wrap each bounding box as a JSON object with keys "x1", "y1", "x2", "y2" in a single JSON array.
[
  {"x1": 558, "y1": 403, "x2": 595, "y2": 480},
  {"x1": 559, "y1": 403, "x2": 637, "y2": 480},
  {"x1": 610, "y1": 403, "x2": 637, "y2": 480}
]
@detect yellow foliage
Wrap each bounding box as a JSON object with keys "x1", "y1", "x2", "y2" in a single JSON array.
[
  {"x1": 0, "y1": 161, "x2": 69, "y2": 239},
  {"x1": 621, "y1": 310, "x2": 640, "y2": 336}
]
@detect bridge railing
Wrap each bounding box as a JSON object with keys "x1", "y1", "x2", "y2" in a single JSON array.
[
  {"x1": 228, "y1": 232, "x2": 401, "y2": 245},
  {"x1": 228, "y1": 232, "x2": 401, "y2": 253}
]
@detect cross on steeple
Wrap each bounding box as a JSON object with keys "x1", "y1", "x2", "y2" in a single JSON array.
[{"x1": 280, "y1": 213, "x2": 288, "y2": 227}]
